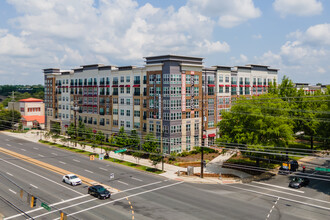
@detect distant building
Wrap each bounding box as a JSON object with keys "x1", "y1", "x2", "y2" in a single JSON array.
[
  {"x1": 8, "y1": 98, "x2": 45, "y2": 129},
  {"x1": 294, "y1": 83, "x2": 328, "y2": 94}
]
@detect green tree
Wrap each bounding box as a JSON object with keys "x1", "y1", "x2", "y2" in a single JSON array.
[
  {"x1": 129, "y1": 129, "x2": 143, "y2": 163},
  {"x1": 95, "y1": 131, "x2": 105, "y2": 153},
  {"x1": 142, "y1": 133, "x2": 162, "y2": 166},
  {"x1": 114, "y1": 127, "x2": 128, "y2": 147},
  {"x1": 217, "y1": 93, "x2": 294, "y2": 166},
  {"x1": 0, "y1": 110, "x2": 21, "y2": 130}
]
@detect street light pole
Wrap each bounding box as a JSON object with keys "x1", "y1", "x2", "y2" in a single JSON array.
[
  {"x1": 201, "y1": 71, "x2": 205, "y2": 178},
  {"x1": 73, "y1": 101, "x2": 79, "y2": 147}
]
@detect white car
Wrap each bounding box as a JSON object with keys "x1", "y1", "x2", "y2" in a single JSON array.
[{"x1": 62, "y1": 174, "x2": 82, "y2": 186}]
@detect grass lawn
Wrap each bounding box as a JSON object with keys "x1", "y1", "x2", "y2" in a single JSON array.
[{"x1": 39, "y1": 140, "x2": 164, "y2": 174}]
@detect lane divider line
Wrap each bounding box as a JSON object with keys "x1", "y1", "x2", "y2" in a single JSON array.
[
  {"x1": 253, "y1": 181, "x2": 304, "y2": 193},
  {"x1": 118, "y1": 181, "x2": 129, "y2": 185},
  {"x1": 30, "y1": 184, "x2": 38, "y2": 189},
  {"x1": 0, "y1": 147, "x2": 120, "y2": 193},
  {"x1": 9, "y1": 189, "x2": 16, "y2": 194}
]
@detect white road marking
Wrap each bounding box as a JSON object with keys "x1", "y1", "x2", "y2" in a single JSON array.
[
  {"x1": 0, "y1": 158, "x2": 84, "y2": 197},
  {"x1": 6, "y1": 172, "x2": 13, "y2": 176},
  {"x1": 6, "y1": 144, "x2": 11, "y2": 146},
  {"x1": 224, "y1": 184, "x2": 330, "y2": 211},
  {"x1": 18, "y1": 143, "x2": 23, "y2": 145},
  {"x1": 9, "y1": 189, "x2": 16, "y2": 194},
  {"x1": 38, "y1": 154, "x2": 44, "y2": 157},
  {"x1": 73, "y1": 159, "x2": 80, "y2": 162},
  {"x1": 245, "y1": 184, "x2": 330, "y2": 204},
  {"x1": 253, "y1": 181, "x2": 304, "y2": 193},
  {"x1": 7, "y1": 181, "x2": 165, "y2": 219},
  {"x1": 30, "y1": 184, "x2": 38, "y2": 189},
  {"x1": 99, "y1": 167, "x2": 108, "y2": 171},
  {"x1": 5, "y1": 195, "x2": 90, "y2": 220},
  {"x1": 21, "y1": 149, "x2": 26, "y2": 151},
  {"x1": 51, "y1": 153, "x2": 58, "y2": 156},
  {"x1": 265, "y1": 197, "x2": 279, "y2": 220},
  {"x1": 33, "y1": 147, "x2": 39, "y2": 150},
  {"x1": 117, "y1": 180, "x2": 128, "y2": 185},
  {"x1": 131, "y1": 177, "x2": 143, "y2": 182},
  {"x1": 59, "y1": 161, "x2": 66, "y2": 164},
  {"x1": 84, "y1": 169, "x2": 93, "y2": 173},
  {"x1": 32, "y1": 181, "x2": 184, "y2": 220}
]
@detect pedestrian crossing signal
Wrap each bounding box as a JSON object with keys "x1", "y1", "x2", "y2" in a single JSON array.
[{"x1": 30, "y1": 196, "x2": 37, "y2": 208}]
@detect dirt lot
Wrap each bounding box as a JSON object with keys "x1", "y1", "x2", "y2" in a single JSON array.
[{"x1": 165, "y1": 152, "x2": 220, "y2": 164}]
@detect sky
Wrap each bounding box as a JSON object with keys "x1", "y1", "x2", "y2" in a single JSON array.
[{"x1": 0, "y1": 0, "x2": 329, "y2": 85}]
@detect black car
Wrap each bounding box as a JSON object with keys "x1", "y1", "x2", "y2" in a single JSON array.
[
  {"x1": 289, "y1": 177, "x2": 310, "y2": 188},
  {"x1": 88, "y1": 185, "x2": 111, "y2": 199}
]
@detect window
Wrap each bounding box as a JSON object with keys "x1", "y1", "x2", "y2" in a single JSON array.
[
  {"x1": 149, "y1": 124, "x2": 154, "y2": 132},
  {"x1": 126, "y1": 121, "x2": 130, "y2": 128},
  {"x1": 164, "y1": 112, "x2": 169, "y2": 120},
  {"x1": 121, "y1": 120, "x2": 124, "y2": 127},
  {"x1": 120, "y1": 87, "x2": 124, "y2": 94},
  {"x1": 219, "y1": 87, "x2": 223, "y2": 93},
  {"x1": 134, "y1": 122, "x2": 140, "y2": 128},
  {"x1": 208, "y1": 121, "x2": 214, "y2": 128},
  {"x1": 156, "y1": 125, "x2": 161, "y2": 133},
  {"x1": 134, "y1": 111, "x2": 140, "y2": 117},
  {"x1": 225, "y1": 87, "x2": 229, "y2": 93},
  {"x1": 126, "y1": 99, "x2": 130, "y2": 105},
  {"x1": 121, "y1": 98, "x2": 124, "y2": 104},
  {"x1": 194, "y1": 75, "x2": 199, "y2": 84},
  {"x1": 186, "y1": 112, "x2": 191, "y2": 118},
  {"x1": 194, "y1": 123, "x2": 199, "y2": 131},
  {"x1": 126, "y1": 76, "x2": 130, "y2": 82},
  {"x1": 208, "y1": 99, "x2": 214, "y2": 105},
  {"x1": 186, "y1": 124, "x2": 191, "y2": 132},
  {"x1": 186, "y1": 75, "x2": 191, "y2": 84},
  {"x1": 186, "y1": 87, "x2": 191, "y2": 96},
  {"x1": 120, "y1": 109, "x2": 124, "y2": 116},
  {"x1": 134, "y1": 99, "x2": 140, "y2": 105},
  {"x1": 126, "y1": 110, "x2": 130, "y2": 116},
  {"x1": 194, "y1": 87, "x2": 199, "y2": 96},
  {"x1": 113, "y1": 109, "x2": 118, "y2": 115},
  {"x1": 126, "y1": 87, "x2": 130, "y2": 94},
  {"x1": 195, "y1": 111, "x2": 199, "y2": 117},
  {"x1": 120, "y1": 76, "x2": 124, "y2": 82},
  {"x1": 163, "y1": 74, "x2": 169, "y2": 84},
  {"x1": 186, "y1": 136, "x2": 191, "y2": 144},
  {"x1": 156, "y1": 74, "x2": 161, "y2": 84},
  {"x1": 113, "y1": 120, "x2": 118, "y2": 126},
  {"x1": 113, "y1": 98, "x2": 118, "y2": 104},
  {"x1": 219, "y1": 75, "x2": 223, "y2": 83},
  {"x1": 225, "y1": 76, "x2": 230, "y2": 83}
]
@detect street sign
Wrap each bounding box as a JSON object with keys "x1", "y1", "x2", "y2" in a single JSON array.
[
  {"x1": 41, "y1": 202, "x2": 51, "y2": 211},
  {"x1": 99, "y1": 153, "x2": 104, "y2": 160},
  {"x1": 114, "y1": 148, "x2": 127, "y2": 153},
  {"x1": 110, "y1": 173, "x2": 114, "y2": 179},
  {"x1": 315, "y1": 167, "x2": 330, "y2": 172}
]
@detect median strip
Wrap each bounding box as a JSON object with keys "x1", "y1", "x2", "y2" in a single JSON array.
[{"x1": 0, "y1": 147, "x2": 119, "y2": 193}]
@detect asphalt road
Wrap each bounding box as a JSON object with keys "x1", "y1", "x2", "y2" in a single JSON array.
[{"x1": 0, "y1": 133, "x2": 329, "y2": 220}]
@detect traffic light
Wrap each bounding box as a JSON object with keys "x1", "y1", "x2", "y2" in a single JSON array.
[
  {"x1": 30, "y1": 196, "x2": 37, "y2": 208},
  {"x1": 60, "y1": 211, "x2": 67, "y2": 220}
]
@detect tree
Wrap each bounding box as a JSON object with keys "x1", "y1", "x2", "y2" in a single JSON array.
[
  {"x1": 114, "y1": 127, "x2": 128, "y2": 147},
  {"x1": 142, "y1": 133, "x2": 162, "y2": 166},
  {"x1": 217, "y1": 93, "x2": 294, "y2": 166},
  {"x1": 317, "y1": 86, "x2": 330, "y2": 148},
  {"x1": 0, "y1": 109, "x2": 21, "y2": 130},
  {"x1": 129, "y1": 129, "x2": 143, "y2": 163},
  {"x1": 95, "y1": 131, "x2": 105, "y2": 153}
]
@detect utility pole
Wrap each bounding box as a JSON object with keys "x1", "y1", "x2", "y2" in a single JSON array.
[
  {"x1": 73, "y1": 100, "x2": 79, "y2": 147},
  {"x1": 201, "y1": 72, "x2": 205, "y2": 178},
  {"x1": 11, "y1": 91, "x2": 15, "y2": 131}
]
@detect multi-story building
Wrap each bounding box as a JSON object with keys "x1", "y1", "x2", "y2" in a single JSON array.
[{"x1": 44, "y1": 55, "x2": 277, "y2": 153}]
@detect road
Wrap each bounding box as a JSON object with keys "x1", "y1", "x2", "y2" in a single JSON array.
[{"x1": 0, "y1": 133, "x2": 329, "y2": 220}]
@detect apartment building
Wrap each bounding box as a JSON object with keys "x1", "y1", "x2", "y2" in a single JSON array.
[{"x1": 44, "y1": 55, "x2": 277, "y2": 153}]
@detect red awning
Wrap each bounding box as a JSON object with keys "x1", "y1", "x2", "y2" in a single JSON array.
[
  {"x1": 245, "y1": 85, "x2": 251, "y2": 87},
  {"x1": 125, "y1": 85, "x2": 131, "y2": 87},
  {"x1": 253, "y1": 85, "x2": 257, "y2": 87},
  {"x1": 231, "y1": 85, "x2": 237, "y2": 87},
  {"x1": 208, "y1": 133, "x2": 216, "y2": 138},
  {"x1": 133, "y1": 85, "x2": 140, "y2": 87},
  {"x1": 258, "y1": 85, "x2": 262, "y2": 87},
  {"x1": 203, "y1": 135, "x2": 206, "y2": 139},
  {"x1": 219, "y1": 84, "x2": 224, "y2": 87},
  {"x1": 239, "y1": 85, "x2": 244, "y2": 87},
  {"x1": 106, "y1": 85, "x2": 110, "y2": 87},
  {"x1": 119, "y1": 85, "x2": 124, "y2": 87},
  {"x1": 112, "y1": 85, "x2": 118, "y2": 87},
  {"x1": 225, "y1": 85, "x2": 230, "y2": 87},
  {"x1": 208, "y1": 84, "x2": 215, "y2": 87}
]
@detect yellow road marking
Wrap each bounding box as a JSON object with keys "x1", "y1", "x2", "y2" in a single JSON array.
[{"x1": 0, "y1": 147, "x2": 119, "y2": 193}]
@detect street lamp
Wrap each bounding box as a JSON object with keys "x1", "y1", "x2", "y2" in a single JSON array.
[{"x1": 72, "y1": 104, "x2": 79, "y2": 147}]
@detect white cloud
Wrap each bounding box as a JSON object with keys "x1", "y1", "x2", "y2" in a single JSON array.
[
  {"x1": 273, "y1": 0, "x2": 322, "y2": 17},
  {"x1": 252, "y1": 34, "x2": 262, "y2": 39},
  {"x1": 188, "y1": 0, "x2": 261, "y2": 28},
  {"x1": 0, "y1": 30, "x2": 34, "y2": 56},
  {"x1": 304, "y1": 24, "x2": 330, "y2": 46}
]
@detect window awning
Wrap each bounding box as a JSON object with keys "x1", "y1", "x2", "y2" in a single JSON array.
[
  {"x1": 203, "y1": 135, "x2": 206, "y2": 139},
  {"x1": 208, "y1": 133, "x2": 216, "y2": 138},
  {"x1": 231, "y1": 85, "x2": 237, "y2": 87},
  {"x1": 125, "y1": 85, "x2": 131, "y2": 87},
  {"x1": 225, "y1": 85, "x2": 230, "y2": 87},
  {"x1": 208, "y1": 84, "x2": 215, "y2": 87},
  {"x1": 133, "y1": 85, "x2": 140, "y2": 87},
  {"x1": 245, "y1": 85, "x2": 251, "y2": 87},
  {"x1": 239, "y1": 85, "x2": 244, "y2": 87},
  {"x1": 112, "y1": 85, "x2": 118, "y2": 87},
  {"x1": 119, "y1": 85, "x2": 124, "y2": 87},
  {"x1": 219, "y1": 84, "x2": 224, "y2": 87}
]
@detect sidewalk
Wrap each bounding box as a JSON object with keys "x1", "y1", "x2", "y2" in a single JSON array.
[{"x1": 1, "y1": 130, "x2": 240, "y2": 184}]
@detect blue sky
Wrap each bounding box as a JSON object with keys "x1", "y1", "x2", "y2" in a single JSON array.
[{"x1": 0, "y1": 0, "x2": 329, "y2": 85}]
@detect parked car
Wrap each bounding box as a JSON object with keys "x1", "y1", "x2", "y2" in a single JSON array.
[
  {"x1": 289, "y1": 177, "x2": 309, "y2": 188},
  {"x1": 88, "y1": 185, "x2": 111, "y2": 199},
  {"x1": 278, "y1": 160, "x2": 299, "y2": 175},
  {"x1": 62, "y1": 174, "x2": 82, "y2": 186}
]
